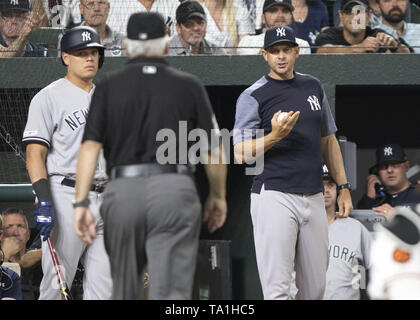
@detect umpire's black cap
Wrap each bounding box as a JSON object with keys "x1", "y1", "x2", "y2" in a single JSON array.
[
  {"x1": 176, "y1": 0, "x2": 206, "y2": 24},
  {"x1": 127, "y1": 12, "x2": 166, "y2": 40},
  {"x1": 264, "y1": 25, "x2": 298, "y2": 49},
  {"x1": 263, "y1": 0, "x2": 294, "y2": 13}
]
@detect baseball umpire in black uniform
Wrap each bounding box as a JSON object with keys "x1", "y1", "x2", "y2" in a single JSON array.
[{"x1": 72, "y1": 12, "x2": 227, "y2": 300}]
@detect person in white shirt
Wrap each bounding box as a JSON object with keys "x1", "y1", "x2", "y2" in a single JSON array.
[
  {"x1": 198, "y1": 0, "x2": 255, "y2": 53},
  {"x1": 106, "y1": 0, "x2": 177, "y2": 36},
  {"x1": 238, "y1": 0, "x2": 310, "y2": 55}
]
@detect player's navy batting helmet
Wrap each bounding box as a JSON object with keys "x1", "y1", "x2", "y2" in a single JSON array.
[{"x1": 59, "y1": 26, "x2": 105, "y2": 68}]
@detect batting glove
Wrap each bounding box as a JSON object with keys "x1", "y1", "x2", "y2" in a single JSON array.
[{"x1": 34, "y1": 200, "x2": 55, "y2": 241}]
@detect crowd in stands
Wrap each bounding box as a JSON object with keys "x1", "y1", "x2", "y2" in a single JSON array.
[{"x1": 0, "y1": 0, "x2": 419, "y2": 57}]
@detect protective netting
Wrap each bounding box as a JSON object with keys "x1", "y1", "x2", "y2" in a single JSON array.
[{"x1": 0, "y1": 88, "x2": 38, "y2": 183}]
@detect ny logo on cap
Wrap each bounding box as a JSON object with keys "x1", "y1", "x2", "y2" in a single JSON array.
[
  {"x1": 10, "y1": 0, "x2": 19, "y2": 5},
  {"x1": 138, "y1": 33, "x2": 148, "y2": 40},
  {"x1": 82, "y1": 32, "x2": 91, "y2": 42},
  {"x1": 384, "y1": 147, "x2": 393, "y2": 156},
  {"x1": 276, "y1": 27, "x2": 286, "y2": 37}
]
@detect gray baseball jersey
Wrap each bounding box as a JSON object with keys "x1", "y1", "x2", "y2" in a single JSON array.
[
  {"x1": 23, "y1": 78, "x2": 106, "y2": 179},
  {"x1": 22, "y1": 77, "x2": 112, "y2": 300},
  {"x1": 324, "y1": 217, "x2": 372, "y2": 300}
]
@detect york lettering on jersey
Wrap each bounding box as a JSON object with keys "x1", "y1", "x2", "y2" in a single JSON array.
[
  {"x1": 64, "y1": 107, "x2": 89, "y2": 131},
  {"x1": 328, "y1": 244, "x2": 357, "y2": 264}
]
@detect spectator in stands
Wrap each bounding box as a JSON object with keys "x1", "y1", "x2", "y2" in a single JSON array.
[
  {"x1": 322, "y1": 165, "x2": 372, "y2": 300},
  {"x1": 169, "y1": 0, "x2": 226, "y2": 55},
  {"x1": 197, "y1": 0, "x2": 255, "y2": 53},
  {"x1": 1, "y1": 208, "x2": 42, "y2": 300},
  {"x1": 314, "y1": 0, "x2": 410, "y2": 52},
  {"x1": 373, "y1": 0, "x2": 420, "y2": 52},
  {"x1": 41, "y1": 0, "x2": 82, "y2": 28},
  {"x1": 238, "y1": 0, "x2": 311, "y2": 54},
  {"x1": 107, "y1": 0, "x2": 178, "y2": 36},
  {"x1": 291, "y1": 0, "x2": 330, "y2": 47},
  {"x1": 357, "y1": 144, "x2": 420, "y2": 219},
  {"x1": 0, "y1": 215, "x2": 22, "y2": 300},
  {"x1": 0, "y1": 0, "x2": 49, "y2": 57},
  {"x1": 79, "y1": 0, "x2": 125, "y2": 56},
  {"x1": 332, "y1": 0, "x2": 411, "y2": 28}
]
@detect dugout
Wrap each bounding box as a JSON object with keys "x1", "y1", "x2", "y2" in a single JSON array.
[{"x1": 1, "y1": 54, "x2": 420, "y2": 300}]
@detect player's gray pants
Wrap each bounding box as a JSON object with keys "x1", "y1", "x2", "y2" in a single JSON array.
[
  {"x1": 100, "y1": 174, "x2": 201, "y2": 300},
  {"x1": 250, "y1": 185, "x2": 329, "y2": 300},
  {"x1": 38, "y1": 175, "x2": 113, "y2": 300}
]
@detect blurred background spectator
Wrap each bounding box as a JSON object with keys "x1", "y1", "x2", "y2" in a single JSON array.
[
  {"x1": 78, "y1": 0, "x2": 124, "y2": 56},
  {"x1": 197, "y1": 0, "x2": 255, "y2": 53},
  {"x1": 169, "y1": 0, "x2": 226, "y2": 55},
  {"x1": 238, "y1": 0, "x2": 311, "y2": 54},
  {"x1": 41, "y1": 0, "x2": 82, "y2": 27},
  {"x1": 0, "y1": 0, "x2": 49, "y2": 57},
  {"x1": 291, "y1": 0, "x2": 329, "y2": 48},
  {"x1": 1, "y1": 208, "x2": 42, "y2": 300},
  {"x1": 372, "y1": 0, "x2": 420, "y2": 52},
  {"x1": 314, "y1": 0, "x2": 410, "y2": 53},
  {"x1": 107, "y1": 0, "x2": 177, "y2": 37},
  {"x1": 0, "y1": 212, "x2": 22, "y2": 300}
]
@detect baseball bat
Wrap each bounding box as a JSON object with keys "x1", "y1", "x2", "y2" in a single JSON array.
[{"x1": 46, "y1": 238, "x2": 73, "y2": 300}]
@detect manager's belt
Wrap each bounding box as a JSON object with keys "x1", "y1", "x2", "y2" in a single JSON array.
[
  {"x1": 109, "y1": 164, "x2": 191, "y2": 180},
  {"x1": 61, "y1": 178, "x2": 106, "y2": 194}
]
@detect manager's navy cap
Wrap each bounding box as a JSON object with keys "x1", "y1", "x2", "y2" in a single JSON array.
[{"x1": 264, "y1": 25, "x2": 298, "y2": 49}]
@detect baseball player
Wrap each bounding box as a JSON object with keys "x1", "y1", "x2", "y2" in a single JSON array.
[
  {"x1": 322, "y1": 165, "x2": 372, "y2": 300},
  {"x1": 22, "y1": 26, "x2": 112, "y2": 300},
  {"x1": 233, "y1": 26, "x2": 353, "y2": 300},
  {"x1": 368, "y1": 205, "x2": 420, "y2": 299}
]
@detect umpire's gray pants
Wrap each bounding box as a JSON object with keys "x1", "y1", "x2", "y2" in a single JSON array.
[
  {"x1": 250, "y1": 185, "x2": 329, "y2": 300},
  {"x1": 100, "y1": 173, "x2": 201, "y2": 300}
]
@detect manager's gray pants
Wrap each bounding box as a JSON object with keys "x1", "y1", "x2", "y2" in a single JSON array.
[
  {"x1": 100, "y1": 174, "x2": 201, "y2": 300},
  {"x1": 250, "y1": 185, "x2": 329, "y2": 300}
]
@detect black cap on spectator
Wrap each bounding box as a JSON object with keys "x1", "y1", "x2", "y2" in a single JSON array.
[
  {"x1": 264, "y1": 25, "x2": 298, "y2": 49},
  {"x1": 0, "y1": 0, "x2": 31, "y2": 12},
  {"x1": 176, "y1": 0, "x2": 206, "y2": 24},
  {"x1": 263, "y1": 0, "x2": 294, "y2": 13},
  {"x1": 127, "y1": 12, "x2": 166, "y2": 41},
  {"x1": 369, "y1": 143, "x2": 407, "y2": 173},
  {"x1": 341, "y1": 0, "x2": 369, "y2": 11}
]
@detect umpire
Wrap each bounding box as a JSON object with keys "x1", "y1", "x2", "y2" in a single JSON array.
[{"x1": 73, "y1": 12, "x2": 227, "y2": 300}]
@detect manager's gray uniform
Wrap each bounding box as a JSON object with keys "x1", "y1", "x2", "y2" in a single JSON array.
[
  {"x1": 22, "y1": 78, "x2": 112, "y2": 300},
  {"x1": 234, "y1": 72, "x2": 337, "y2": 300}
]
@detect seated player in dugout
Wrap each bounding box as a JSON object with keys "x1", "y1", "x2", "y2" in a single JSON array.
[
  {"x1": 314, "y1": 0, "x2": 410, "y2": 53},
  {"x1": 322, "y1": 165, "x2": 372, "y2": 300},
  {"x1": 357, "y1": 144, "x2": 420, "y2": 219},
  {"x1": 0, "y1": 0, "x2": 49, "y2": 57}
]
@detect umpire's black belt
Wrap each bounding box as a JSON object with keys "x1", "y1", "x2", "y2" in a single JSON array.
[
  {"x1": 61, "y1": 178, "x2": 106, "y2": 193},
  {"x1": 109, "y1": 164, "x2": 191, "y2": 180}
]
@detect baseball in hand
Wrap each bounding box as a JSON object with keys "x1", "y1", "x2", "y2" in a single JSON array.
[{"x1": 277, "y1": 112, "x2": 289, "y2": 122}]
